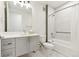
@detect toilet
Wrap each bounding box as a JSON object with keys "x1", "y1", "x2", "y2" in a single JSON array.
[
  {"x1": 40, "y1": 36, "x2": 55, "y2": 50},
  {"x1": 43, "y1": 42, "x2": 55, "y2": 49},
  {"x1": 42, "y1": 40, "x2": 55, "y2": 50}
]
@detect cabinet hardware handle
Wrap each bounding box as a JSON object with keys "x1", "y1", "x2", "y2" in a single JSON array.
[{"x1": 8, "y1": 43, "x2": 12, "y2": 45}]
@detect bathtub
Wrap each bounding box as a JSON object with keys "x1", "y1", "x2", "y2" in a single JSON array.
[{"x1": 51, "y1": 39, "x2": 79, "y2": 57}]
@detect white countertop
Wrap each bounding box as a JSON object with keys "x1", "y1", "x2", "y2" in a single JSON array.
[{"x1": 0, "y1": 32, "x2": 39, "y2": 39}]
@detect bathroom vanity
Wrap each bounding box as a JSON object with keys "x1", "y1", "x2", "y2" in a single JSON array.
[
  {"x1": 0, "y1": 32, "x2": 40, "y2": 57},
  {"x1": 0, "y1": 1, "x2": 40, "y2": 57}
]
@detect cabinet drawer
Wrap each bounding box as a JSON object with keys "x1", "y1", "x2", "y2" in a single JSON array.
[
  {"x1": 1, "y1": 39, "x2": 15, "y2": 50},
  {"x1": 2, "y1": 48, "x2": 15, "y2": 57}
]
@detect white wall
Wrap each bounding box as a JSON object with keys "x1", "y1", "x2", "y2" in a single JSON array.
[
  {"x1": 0, "y1": 1, "x2": 5, "y2": 32},
  {"x1": 31, "y1": 2, "x2": 46, "y2": 42},
  {"x1": 71, "y1": 2, "x2": 79, "y2": 52},
  {"x1": 48, "y1": 6, "x2": 55, "y2": 41}
]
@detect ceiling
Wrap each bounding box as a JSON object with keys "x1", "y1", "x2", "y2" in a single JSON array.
[{"x1": 38, "y1": 1, "x2": 69, "y2": 9}]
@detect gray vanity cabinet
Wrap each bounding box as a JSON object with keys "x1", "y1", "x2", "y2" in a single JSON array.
[
  {"x1": 1, "y1": 38, "x2": 16, "y2": 57},
  {"x1": 0, "y1": 40, "x2": 1, "y2": 57},
  {"x1": 1, "y1": 37, "x2": 30, "y2": 57},
  {"x1": 29, "y1": 36, "x2": 40, "y2": 52},
  {"x1": 0, "y1": 35, "x2": 40, "y2": 57},
  {"x1": 16, "y1": 37, "x2": 30, "y2": 56},
  {"x1": 16, "y1": 37, "x2": 40, "y2": 56}
]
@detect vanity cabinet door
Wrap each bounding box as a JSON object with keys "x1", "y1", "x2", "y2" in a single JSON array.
[
  {"x1": 1, "y1": 48, "x2": 15, "y2": 57},
  {"x1": 16, "y1": 38, "x2": 30, "y2": 56},
  {"x1": 29, "y1": 36, "x2": 40, "y2": 52},
  {"x1": 0, "y1": 40, "x2": 1, "y2": 57}
]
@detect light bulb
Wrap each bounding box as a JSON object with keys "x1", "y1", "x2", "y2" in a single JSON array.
[
  {"x1": 13, "y1": 1, "x2": 17, "y2": 5},
  {"x1": 25, "y1": 3, "x2": 32, "y2": 9},
  {"x1": 21, "y1": 4, "x2": 23, "y2": 7},
  {"x1": 13, "y1": 1, "x2": 32, "y2": 9}
]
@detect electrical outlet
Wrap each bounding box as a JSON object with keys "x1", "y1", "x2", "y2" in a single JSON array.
[{"x1": 51, "y1": 33, "x2": 53, "y2": 38}]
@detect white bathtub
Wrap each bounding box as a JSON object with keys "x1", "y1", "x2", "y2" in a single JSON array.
[{"x1": 51, "y1": 39, "x2": 79, "y2": 57}]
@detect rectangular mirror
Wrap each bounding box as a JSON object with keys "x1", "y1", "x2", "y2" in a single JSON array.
[{"x1": 5, "y1": 1, "x2": 32, "y2": 32}]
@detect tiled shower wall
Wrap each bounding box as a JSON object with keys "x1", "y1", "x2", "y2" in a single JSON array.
[
  {"x1": 48, "y1": 6, "x2": 55, "y2": 41},
  {"x1": 55, "y1": 2, "x2": 72, "y2": 41},
  {"x1": 53, "y1": 2, "x2": 79, "y2": 56}
]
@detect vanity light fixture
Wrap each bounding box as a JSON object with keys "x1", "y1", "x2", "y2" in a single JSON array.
[
  {"x1": 25, "y1": 1, "x2": 32, "y2": 9},
  {"x1": 13, "y1": 1, "x2": 32, "y2": 9},
  {"x1": 13, "y1": 1, "x2": 18, "y2": 5}
]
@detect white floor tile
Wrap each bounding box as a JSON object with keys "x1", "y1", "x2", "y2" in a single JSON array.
[{"x1": 23, "y1": 47, "x2": 65, "y2": 57}]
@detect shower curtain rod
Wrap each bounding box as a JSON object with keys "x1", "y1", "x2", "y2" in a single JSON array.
[{"x1": 49, "y1": 2, "x2": 79, "y2": 16}]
